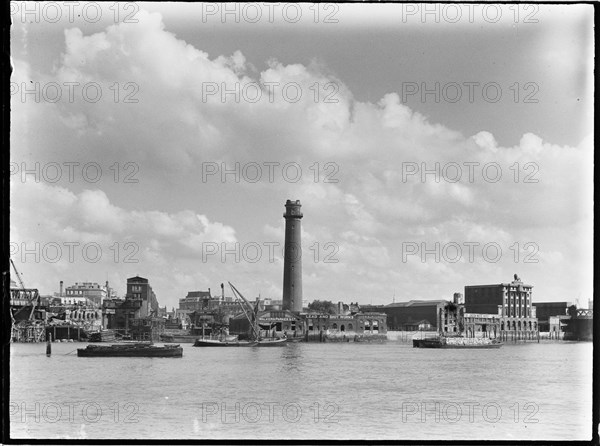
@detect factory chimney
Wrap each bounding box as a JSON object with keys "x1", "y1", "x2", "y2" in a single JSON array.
[
  {"x1": 59, "y1": 280, "x2": 63, "y2": 297},
  {"x1": 282, "y1": 199, "x2": 303, "y2": 313},
  {"x1": 221, "y1": 283, "x2": 225, "y2": 302}
]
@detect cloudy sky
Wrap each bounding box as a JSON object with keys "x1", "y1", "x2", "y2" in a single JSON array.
[{"x1": 10, "y1": 3, "x2": 593, "y2": 310}]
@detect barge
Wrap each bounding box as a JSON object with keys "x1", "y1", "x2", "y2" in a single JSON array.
[
  {"x1": 193, "y1": 335, "x2": 287, "y2": 347},
  {"x1": 160, "y1": 334, "x2": 198, "y2": 343},
  {"x1": 77, "y1": 343, "x2": 183, "y2": 357},
  {"x1": 413, "y1": 336, "x2": 503, "y2": 349},
  {"x1": 194, "y1": 337, "x2": 257, "y2": 347}
]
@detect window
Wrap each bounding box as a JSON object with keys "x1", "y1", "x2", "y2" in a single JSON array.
[
  {"x1": 348, "y1": 323, "x2": 353, "y2": 330},
  {"x1": 332, "y1": 323, "x2": 338, "y2": 330}
]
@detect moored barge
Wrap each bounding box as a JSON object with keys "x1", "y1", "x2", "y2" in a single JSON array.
[
  {"x1": 193, "y1": 336, "x2": 287, "y2": 347},
  {"x1": 413, "y1": 336, "x2": 503, "y2": 349},
  {"x1": 194, "y1": 337, "x2": 257, "y2": 347},
  {"x1": 77, "y1": 343, "x2": 183, "y2": 357}
]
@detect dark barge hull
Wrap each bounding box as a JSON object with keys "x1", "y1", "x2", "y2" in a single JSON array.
[
  {"x1": 193, "y1": 339, "x2": 258, "y2": 347},
  {"x1": 193, "y1": 338, "x2": 287, "y2": 347},
  {"x1": 413, "y1": 339, "x2": 503, "y2": 349},
  {"x1": 160, "y1": 335, "x2": 197, "y2": 343},
  {"x1": 256, "y1": 338, "x2": 287, "y2": 346},
  {"x1": 77, "y1": 344, "x2": 183, "y2": 357}
]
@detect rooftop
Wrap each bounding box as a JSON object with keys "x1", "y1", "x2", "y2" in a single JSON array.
[{"x1": 385, "y1": 300, "x2": 448, "y2": 308}]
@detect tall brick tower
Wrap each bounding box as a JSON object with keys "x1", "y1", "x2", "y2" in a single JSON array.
[{"x1": 282, "y1": 199, "x2": 303, "y2": 313}]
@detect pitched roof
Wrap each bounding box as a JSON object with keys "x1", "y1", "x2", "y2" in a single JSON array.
[{"x1": 385, "y1": 300, "x2": 447, "y2": 308}]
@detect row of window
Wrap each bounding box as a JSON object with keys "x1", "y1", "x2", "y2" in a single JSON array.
[
  {"x1": 70, "y1": 311, "x2": 101, "y2": 320},
  {"x1": 501, "y1": 320, "x2": 537, "y2": 331},
  {"x1": 307, "y1": 320, "x2": 383, "y2": 332},
  {"x1": 66, "y1": 290, "x2": 105, "y2": 296},
  {"x1": 504, "y1": 307, "x2": 532, "y2": 317}
]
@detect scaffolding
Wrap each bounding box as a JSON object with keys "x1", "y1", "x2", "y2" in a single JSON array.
[{"x1": 9, "y1": 259, "x2": 47, "y2": 342}]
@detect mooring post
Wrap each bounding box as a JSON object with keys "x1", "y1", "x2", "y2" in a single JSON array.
[{"x1": 46, "y1": 333, "x2": 52, "y2": 356}]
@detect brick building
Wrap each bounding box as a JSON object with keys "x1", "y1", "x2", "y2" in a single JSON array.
[
  {"x1": 378, "y1": 300, "x2": 447, "y2": 331},
  {"x1": 102, "y1": 276, "x2": 160, "y2": 336},
  {"x1": 533, "y1": 301, "x2": 571, "y2": 331},
  {"x1": 125, "y1": 276, "x2": 159, "y2": 318},
  {"x1": 229, "y1": 309, "x2": 387, "y2": 342}
]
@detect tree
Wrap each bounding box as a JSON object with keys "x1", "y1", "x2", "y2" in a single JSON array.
[{"x1": 307, "y1": 300, "x2": 337, "y2": 315}]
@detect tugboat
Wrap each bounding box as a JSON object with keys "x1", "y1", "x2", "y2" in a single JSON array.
[{"x1": 77, "y1": 343, "x2": 183, "y2": 357}]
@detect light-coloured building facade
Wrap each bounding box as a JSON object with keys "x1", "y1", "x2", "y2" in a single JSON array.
[{"x1": 64, "y1": 282, "x2": 107, "y2": 307}]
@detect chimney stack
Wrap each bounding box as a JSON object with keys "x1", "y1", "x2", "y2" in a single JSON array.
[
  {"x1": 221, "y1": 283, "x2": 225, "y2": 301},
  {"x1": 60, "y1": 280, "x2": 63, "y2": 297},
  {"x1": 282, "y1": 199, "x2": 303, "y2": 313}
]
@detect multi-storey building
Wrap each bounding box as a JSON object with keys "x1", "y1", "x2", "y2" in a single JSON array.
[
  {"x1": 63, "y1": 282, "x2": 107, "y2": 307},
  {"x1": 125, "y1": 276, "x2": 158, "y2": 318},
  {"x1": 464, "y1": 275, "x2": 538, "y2": 340},
  {"x1": 102, "y1": 276, "x2": 160, "y2": 337}
]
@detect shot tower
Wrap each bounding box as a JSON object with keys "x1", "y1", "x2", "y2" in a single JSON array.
[{"x1": 282, "y1": 199, "x2": 303, "y2": 313}]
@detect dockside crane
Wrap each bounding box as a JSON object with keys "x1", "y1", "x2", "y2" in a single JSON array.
[
  {"x1": 10, "y1": 258, "x2": 26, "y2": 290},
  {"x1": 9, "y1": 258, "x2": 38, "y2": 321},
  {"x1": 228, "y1": 282, "x2": 260, "y2": 340}
]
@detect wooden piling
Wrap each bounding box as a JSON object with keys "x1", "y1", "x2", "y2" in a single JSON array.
[{"x1": 46, "y1": 333, "x2": 52, "y2": 356}]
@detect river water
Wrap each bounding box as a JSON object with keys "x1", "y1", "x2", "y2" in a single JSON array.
[{"x1": 9, "y1": 337, "x2": 592, "y2": 441}]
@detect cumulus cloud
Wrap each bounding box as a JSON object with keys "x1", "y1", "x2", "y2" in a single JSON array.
[{"x1": 10, "y1": 9, "x2": 593, "y2": 307}]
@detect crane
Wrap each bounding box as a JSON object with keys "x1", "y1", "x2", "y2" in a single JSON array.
[
  {"x1": 10, "y1": 258, "x2": 26, "y2": 290},
  {"x1": 229, "y1": 282, "x2": 260, "y2": 340},
  {"x1": 9, "y1": 258, "x2": 38, "y2": 321}
]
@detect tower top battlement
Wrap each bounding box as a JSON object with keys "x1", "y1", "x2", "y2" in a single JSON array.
[{"x1": 284, "y1": 199, "x2": 303, "y2": 219}]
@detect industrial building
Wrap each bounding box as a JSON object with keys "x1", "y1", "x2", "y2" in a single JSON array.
[
  {"x1": 532, "y1": 301, "x2": 571, "y2": 332},
  {"x1": 464, "y1": 274, "x2": 538, "y2": 340},
  {"x1": 377, "y1": 300, "x2": 448, "y2": 331}
]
